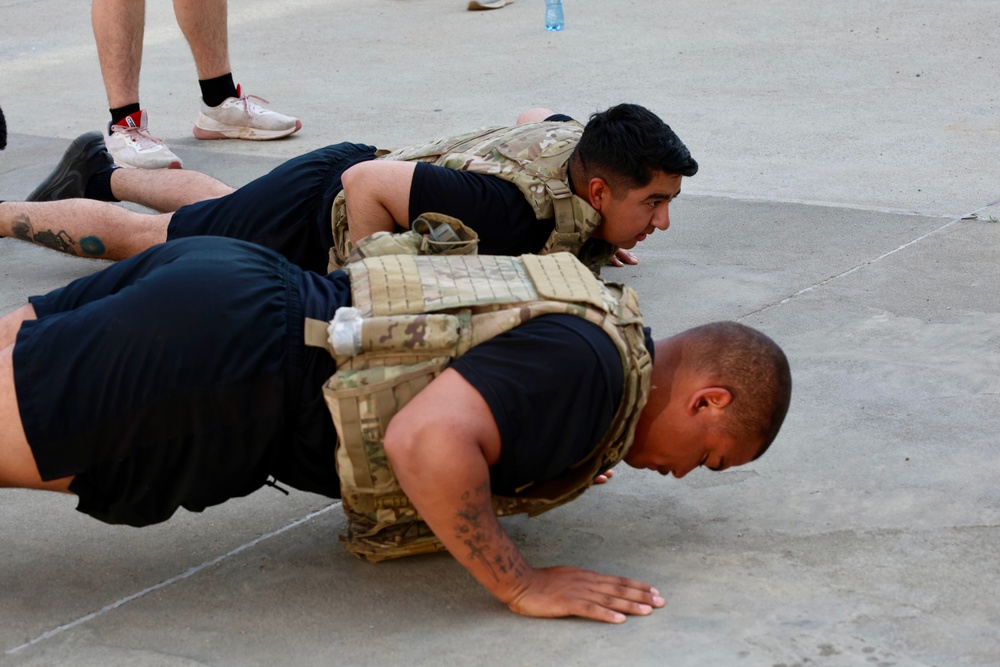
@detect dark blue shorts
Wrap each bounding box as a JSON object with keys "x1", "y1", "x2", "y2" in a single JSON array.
[
  {"x1": 13, "y1": 237, "x2": 340, "y2": 526},
  {"x1": 167, "y1": 142, "x2": 378, "y2": 274}
]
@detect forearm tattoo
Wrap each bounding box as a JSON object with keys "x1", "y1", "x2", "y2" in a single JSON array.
[
  {"x1": 11, "y1": 213, "x2": 106, "y2": 256},
  {"x1": 454, "y1": 480, "x2": 527, "y2": 583}
]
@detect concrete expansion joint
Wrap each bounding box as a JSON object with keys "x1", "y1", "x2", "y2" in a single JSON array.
[
  {"x1": 684, "y1": 190, "x2": 947, "y2": 218},
  {"x1": 737, "y1": 211, "x2": 986, "y2": 322},
  {"x1": 4, "y1": 502, "x2": 342, "y2": 657}
]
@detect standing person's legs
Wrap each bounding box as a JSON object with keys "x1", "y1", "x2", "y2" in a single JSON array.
[
  {"x1": 93, "y1": 0, "x2": 184, "y2": 169},
  {"x1": 92, "y1": 0, "x2": 143, "y2": 111},
  {"x1": 175, "y1": 0, "x2": 301, "y2": 141},
  {"x1": 173, "y1": 0, "x2": 230, "y2": 82}
]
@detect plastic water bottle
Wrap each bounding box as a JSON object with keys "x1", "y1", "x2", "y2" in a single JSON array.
[{"x1": 545, "y1": 0, "x2": 564, "y2": 31}]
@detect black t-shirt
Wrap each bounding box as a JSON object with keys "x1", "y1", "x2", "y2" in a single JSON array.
[
  {"x1": 406, "y1": 114, "x2": 575, "y2": 257},
  {"x1": 409, "y1": 164, "x2": 553, "y2": 256},
  {"x1": 449, "y1": 314, "x2": 625, "y2": 495}
]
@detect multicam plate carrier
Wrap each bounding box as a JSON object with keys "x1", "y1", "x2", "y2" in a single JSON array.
[
  {"x1": 327, "y1": 121, "x2": 616, "y2": 273},
  {"x1": 305, "y1": 252, "x2": 651, "y2": 562}
]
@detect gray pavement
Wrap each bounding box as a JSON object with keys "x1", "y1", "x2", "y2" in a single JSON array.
[{"x1": 1, "y1": 0, "x2": 999, "y2": 664}]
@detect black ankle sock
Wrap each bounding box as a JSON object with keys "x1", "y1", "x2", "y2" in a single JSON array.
[
  {"x1": 110, "y1": 103, "x2": 141, "y2": 131},
  {"x1": 199, "y1": 74, "x2": 238, "y2": 108},
  {"x1": 85, "y1": 166, "x2": 121, "y2": 203}
]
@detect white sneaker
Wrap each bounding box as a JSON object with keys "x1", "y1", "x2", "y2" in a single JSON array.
[
  {"x1": 193, "y1": 85, "x2": 302, "y2": 140},
  {"x1": 106, "y1": 110, "x2": 183, "y2": 170},
  {"x1": 468, "y1": 0, "x2": 513, "y2": 9}
]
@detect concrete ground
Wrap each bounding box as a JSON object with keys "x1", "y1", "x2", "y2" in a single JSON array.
[{"x1": 1, "y1": 0, "x2": 999, "y2": 664}]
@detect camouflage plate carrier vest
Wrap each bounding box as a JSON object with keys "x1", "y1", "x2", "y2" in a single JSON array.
[
  {"x1": 304, "y1": 252, "x2": 652, "y2": 562},
  {"x1": 327, "y1": 121, "x2": 616, "y2": 273}
]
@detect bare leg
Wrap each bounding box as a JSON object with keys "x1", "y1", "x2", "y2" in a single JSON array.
[
  {"x1": 0, "y1": 305, "x2": 35, "y2": 349},
  {"x1": 111, "y1": 168, "x2": 235, "y2": 212},
  {"x1": 92, "y1": 0, "x2": 145, "y2": 109},
  {"x1": 174, "y1": 0, "x2": 230, "y2": 81},
  {"x1": 0, "y1": 329, "x2": 74, "y2": 492},
  {"x1": 0, "y1": 201, "x2": 168, "y2": 260}
]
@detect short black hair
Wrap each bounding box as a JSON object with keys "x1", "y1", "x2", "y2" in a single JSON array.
[{"x1": 572, "y1": 103, "x2": 698, "y2": 190}]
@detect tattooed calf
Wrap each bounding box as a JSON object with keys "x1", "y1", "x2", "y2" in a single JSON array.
[{"x1": 12, "y1": 214, "x2": 78, "y2": 255}]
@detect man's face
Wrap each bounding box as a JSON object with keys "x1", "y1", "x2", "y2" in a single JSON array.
[
  {"x1": 623, "y1": 394, "x2": 762, "y2": 479},
  {"x1": 590, "y1": 171, "x2": 683, "y2": 250}
]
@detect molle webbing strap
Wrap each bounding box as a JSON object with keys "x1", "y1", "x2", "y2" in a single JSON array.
[
  {"x1": 327, "y1": 358, "x2": 447, "y2": 517},
  {"x1": 520, "y1": 252, "x2": 605, "y2": 307},
  {"x1": 352, "y1": 254, "x2": 538, "y2": 317},
  {"x1": 543, "y1": 179, "x2": 582, "y2": 254}
]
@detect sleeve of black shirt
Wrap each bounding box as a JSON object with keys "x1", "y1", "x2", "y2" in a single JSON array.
[
  {"x1": 409, "y1": 163, "x2": 553, "y2": 256},
  {"x1": 448, "y1": 314, "x2": 624, "y2": 495}
]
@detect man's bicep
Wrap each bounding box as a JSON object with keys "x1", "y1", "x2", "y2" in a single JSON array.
[
  {"x1": 341, "y1": 160, "x2": 417, "y2": 234},
  {"x1": 386, "y1": 368, "x2": 502, "y2": 468}
]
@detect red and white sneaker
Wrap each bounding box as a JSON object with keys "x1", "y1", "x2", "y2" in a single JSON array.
[
  {"x1": 106, "y1": 110, "x2": 183, "y2": 170},
  {"x1": 193, "y1": 85, "x2": 302, "y2": 140}
]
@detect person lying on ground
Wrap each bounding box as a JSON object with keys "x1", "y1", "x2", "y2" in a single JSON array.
[{"x1": 0, "y1": 103, "x2": 697, "y2": 272}]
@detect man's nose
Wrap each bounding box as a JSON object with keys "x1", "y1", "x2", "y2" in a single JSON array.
[{"x1": 652, "y1": 207, "x2": 671, "y2": 231}]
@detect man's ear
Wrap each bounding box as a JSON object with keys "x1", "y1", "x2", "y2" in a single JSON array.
[
  {"x1": 686, "y1": 387, "x2": 733, "y2": 415},
  {"x1": 587, "y1": 177, "x2": 610, "y2": 210}
]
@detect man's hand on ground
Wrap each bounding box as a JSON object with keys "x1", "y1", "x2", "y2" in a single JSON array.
[
  {"x1": 592, "y1": 469, "x2": 614, "y2": 484},
  {"x1": 506, "y1": 566, "x2": 665, "y2": 623},
  {"x1": 609, "y1": 248, "x2": 639, "y2": 267}
]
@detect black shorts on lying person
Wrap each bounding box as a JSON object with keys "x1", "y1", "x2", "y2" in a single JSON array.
[{"x1": 12, "y1": 237, "x2": 631, "y2": 526}]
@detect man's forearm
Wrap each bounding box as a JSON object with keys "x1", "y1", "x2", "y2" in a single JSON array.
[
  {"x1": 384, "y1": 369, "x2": 664, "y2": 622},
  {"x1": 445, "y1": 478, "x2": 531, "y2": 593},
  {"x1": 390, "y1": 436, "x2": 531, "y2": 604}
]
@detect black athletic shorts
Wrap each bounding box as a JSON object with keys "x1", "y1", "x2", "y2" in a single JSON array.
[
  {"x1": 13, "y1": 237, "x2": 338, "y2": 526},
  {"x1": 167, "y1": 142, "x2": 378, "y2": 274}
]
